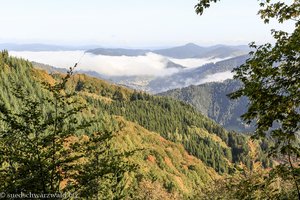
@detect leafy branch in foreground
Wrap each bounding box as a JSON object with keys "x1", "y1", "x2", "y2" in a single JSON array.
[
  {"x1": 196, "y1": 0, "x2": 300, "y2": 198},
  {"x1": 196, "y1": 140, "x2": 296, "y2": 199},
  {"x1": 229, "y1": 26, "x2": 300, "y2": 199}
]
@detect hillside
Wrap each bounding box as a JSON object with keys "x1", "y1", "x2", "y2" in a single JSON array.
[
  {"x1": 113, "y1": 116, "x2": 218, "y2": 198},
  {"x1": 65, "y1": 73, "x2": 255, "y2": 173},
  {"x1": 0, "y1": 51, "x2": 270, "y2": 198},
  {"x1": 59, "y1": 60, "x2": 271, "y2": 173},
  {"x1": 159, "y1": 80, "x2": 254, "y2": 132}
]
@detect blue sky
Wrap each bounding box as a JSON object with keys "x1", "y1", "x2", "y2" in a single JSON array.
[{"x1": 0, "y1": 0, "x2": 294, "y2": 47}]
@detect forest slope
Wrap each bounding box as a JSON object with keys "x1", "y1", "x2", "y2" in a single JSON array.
[{"x1": 0, "y1": 52, "x2": 271, "y2": 198}]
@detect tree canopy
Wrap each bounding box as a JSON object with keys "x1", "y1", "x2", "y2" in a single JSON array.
[{"x1": 196, "y1": 0, "x2": 300, "y2": 198}]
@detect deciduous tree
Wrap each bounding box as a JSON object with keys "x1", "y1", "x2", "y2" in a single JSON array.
[{"x1": 196, "y1": 0, "x2": 300, "y2": 198}]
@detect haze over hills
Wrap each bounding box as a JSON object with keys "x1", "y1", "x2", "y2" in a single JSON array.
[
  {"x1": 7, "y1": 43, "x2": 250, "y2": 94},
  {"x1": 153, "y1": 43, "x2": 249, "y2": 59},
  {"x1": 159, "y1": 79, "x2": 254, "y2": 133},
  {"x1": 30, "y1": 55, "x2": 252, "y2": 134},
  {"x1": 101, "y1": 55, "x2": 248, "y2": 93},
  {"x1": 8, "y1": 43, "x2": 252, "y2": 133},
  {"x1": 87, "y1": 43, "x2": 250, "y2": 59},
  {"x1": 141, "y1": 55, "x2": 249, "y2": 93}
]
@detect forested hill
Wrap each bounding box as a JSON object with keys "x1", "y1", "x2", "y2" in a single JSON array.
[
  {"x1": 159, "y1": 79, "x2": 254, "y2": 132},
  {"x1": 0, "y1": 51, "x2": 271, "y2": 199}
]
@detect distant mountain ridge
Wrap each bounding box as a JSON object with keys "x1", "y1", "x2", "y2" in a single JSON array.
[
  {"x1": 2, "y1": 42, "x2": 250, "y2": 59},
  {"x1": 152, "y1": 43, "x2": 206, "y2": 58},
  {"x1": 87, "y1": 43, "x2": 250, "y2": 59},
  {"x1": 86, "y1": 48, "x2": 149, "y2": 56}
]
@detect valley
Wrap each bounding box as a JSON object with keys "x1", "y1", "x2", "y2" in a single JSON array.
[
  {"x1": 1, "y1": 0, "x2": 298, "y2": 198},
  {"x1": 6, "y1": 43, "x2": 251, "y2": 134},
  {"x1": 8, "y1": 43, "x2": 249, "y2": 93}
]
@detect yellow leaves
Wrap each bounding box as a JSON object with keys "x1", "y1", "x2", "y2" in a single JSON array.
[
  {"x1": 188, "y1": 126, "x2": 229, "y2": 149},
  {"x1": 63, "y1": 135, "x2": 79, "y2": 149},
  {"x1": 136, "y1": 180, "x2": 180, "y2": 200},
  {"x1": 79, "y1": 91, "x2": 113, "y2": 104},
  {"x1": 248, "y1": 139, "x2": 258, "y2": 161},
  {"x1": 81, "y1": 134, "x2": 90, "y2": 142},
  {"x1": 31, "y1": 68, "x2": 56, "y2": 86},
  {"x1": 247, "y1": 139, "x2": 265, "y2": 173},
  {"x1": 0, "y1": 161, "x2": 10, "y2": 171}
]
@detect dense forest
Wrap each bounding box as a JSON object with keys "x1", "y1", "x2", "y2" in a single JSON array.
[{"x1": 0, "y1": 51, "x2": 296, "y2": 199}]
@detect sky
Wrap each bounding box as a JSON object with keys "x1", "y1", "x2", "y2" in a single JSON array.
[{"x1": 0, "y1": 0, "x2": 295, "y2": 48}]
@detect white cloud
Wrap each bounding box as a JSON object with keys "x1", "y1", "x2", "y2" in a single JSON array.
[
  {"x1": 168, "y1": 57, "x2": 230, "y2": 68},
  {"x1": 8, "y1": 51, "x2": 234, "y2": 84},
  {"x1": 9, "y1": 51, "x2": 180, "y2": 76},
  {"x1": 10, "y1": 50, "x2": 84, "y2": 69},
  {"x1": 197, "y1": 71, "x2": 233, "y2": 84}
]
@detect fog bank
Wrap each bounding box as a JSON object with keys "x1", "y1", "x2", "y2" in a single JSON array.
[{"x1": 9, "y1": 51, "x2": 180, "y2": 76}]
